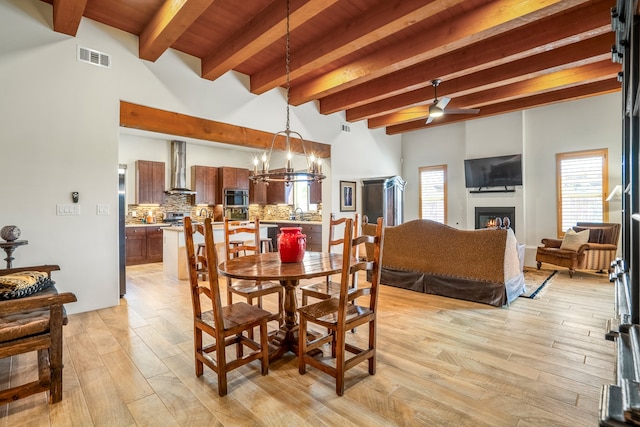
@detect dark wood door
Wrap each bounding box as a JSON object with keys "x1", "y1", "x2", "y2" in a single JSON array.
[
  {"x1": 136, "y1": 160, "x2": 165, "y2": 204},
  {"x1": 146, "y1": 227, "x2": 164, "y2": 262},
  {"x1": 250, "y1": 180, "x2": 267, "y2": 204},
  {"x1": 125, "y1": 227, "x2": 146, "y2": 265},
  {"x1": 192, "y1": 165, "x2": 218, "y2": 205},
  {"x1": 309, "y1": 181, "x2": 322, "y2": 204},
  {"x1": 266, "y1": 168, "x2": 288, "y2": 204}
]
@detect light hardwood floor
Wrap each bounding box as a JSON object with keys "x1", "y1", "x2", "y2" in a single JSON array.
[{"x1": 0, "y1": 263, "x2": 614, "y2": 426}]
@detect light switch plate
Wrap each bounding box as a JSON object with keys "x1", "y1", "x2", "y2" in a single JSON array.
[
  {"x1": 96, "y1": 204, "x2": 110, "y2": 215},
  {"x1": 56, "y1": 204, "x2": 80, "y2": 215}
]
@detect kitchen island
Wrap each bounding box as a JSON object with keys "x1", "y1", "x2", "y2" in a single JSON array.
[{"x1": 162, "y1": 222, "x2": 275, "y2": 280}]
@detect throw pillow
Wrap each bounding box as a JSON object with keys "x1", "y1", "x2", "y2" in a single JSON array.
[
  {"x1": 0, "y1": 271, "x2": 54, "y2": 300},
  {"x1": 560, "y1": 228, "x2": 590, "y2": 252},
  {"x1": 573, "y1": 226, "x2": 603, "y2": 244}
]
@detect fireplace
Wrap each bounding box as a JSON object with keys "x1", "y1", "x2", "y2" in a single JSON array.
[{"x1": 475, "y1": 207, "x2": 515, "y2": 232}]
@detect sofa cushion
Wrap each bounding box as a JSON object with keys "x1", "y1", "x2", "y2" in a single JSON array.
[
  {"x1": 0, "y1": 271, "x2": 54, "y2": 300},
  {"x1": 560, "y1": 228, "x2": 589, "y2": 251},
  {"x1": 573, "y1": 226, "x2": 603, "y2": 243}
]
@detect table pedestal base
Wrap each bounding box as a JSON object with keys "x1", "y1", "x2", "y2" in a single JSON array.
[{"x1": 267, "y1": 278, "x2": 323, "y2": 361}]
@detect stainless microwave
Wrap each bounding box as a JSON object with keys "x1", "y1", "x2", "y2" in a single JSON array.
[{"x1": 224, "y1": 189, "x2": 248, "y2": 207}]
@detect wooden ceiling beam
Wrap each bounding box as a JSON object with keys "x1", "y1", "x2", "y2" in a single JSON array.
[
  {"x1": 353, "y1": 33, "x2": 613, "y2": 123},
  {"x1": 369, "y1": 61, "x2": 620, "y2": 128},
  {"x1": 139, "y1": 0, "x2": 215, "y2": 62},
  {"x1": 202, "y1": 0, "x2": 336, "y2": 81},
  {"x1": 52, "y1": 0, "x2": 87, "y2": 36},
  {"x1": 321, "y1": 0, "x2": 611, "y2": 115},
  {"x1": 289, "y1": 0, "x2": 592, "y2": 106},
  {"x1": 385, "y1": 80, "x2": 621, "y2": 134},
  {"x1": 249, "y1": 0, "x2": 466, "y2": 95},
  {"x1": 119, "y1": 101, "x2": 331, "y2": 158}
]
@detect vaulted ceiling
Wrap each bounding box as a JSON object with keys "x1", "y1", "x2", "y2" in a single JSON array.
[{"x1": 45, "y1": 0, "x2": 621, "y2": 134}]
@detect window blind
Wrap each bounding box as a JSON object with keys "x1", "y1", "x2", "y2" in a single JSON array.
[
  {"x1": 419, "y1": 166, "x2": 446, "y2": 224},
  {"x1": 558, "y1": 153, "x2": 605, "y2": 232}
]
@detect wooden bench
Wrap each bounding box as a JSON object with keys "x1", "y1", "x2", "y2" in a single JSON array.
[{"x1": 0, "y1": 265, "x2": 76, "y2": 404}]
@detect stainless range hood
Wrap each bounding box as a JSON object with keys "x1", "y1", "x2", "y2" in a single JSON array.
[{"x1": 166, "y1": 140, "x2": 196, "y2": 195}]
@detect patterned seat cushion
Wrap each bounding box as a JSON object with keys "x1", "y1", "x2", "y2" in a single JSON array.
[{"x1": 0, "y1": 271, "x2": 54, "y2": 300}]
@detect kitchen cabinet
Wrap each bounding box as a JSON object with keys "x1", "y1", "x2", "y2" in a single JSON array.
[
  {"x1": 146, "y1": 226, "x2": 164, "y2": 262},
  {"x1": 136, "y1": 160, "x2": 165, "y2": 204},
  {"x1": 219, "y1": 167, "x2": 249, "y2": 190},
  {"x1": 268, "y1": 222, "x2": 322, "y2": 252},
  {"x1": 309, "y1": 181, "x2": 322, "y2": 204},
  {"x1": 191, "y1": 165, "x2": 218, "y2": 205},
  {"x1": 218, "y1": 167, "x2": 250, "y2": 201},
  {"x1": 250, "y1": 179, "x2": 267, "y2": 205},
  {"x1": 125, "y1": 226, "x2": 164, "y2": 265},
  {"x1": 265, "y1": 168, "x2": 293, "y2": 204}
]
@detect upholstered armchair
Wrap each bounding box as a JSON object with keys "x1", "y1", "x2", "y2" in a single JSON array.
[{"x1": 536, "y1": 222, "x2": 620, "y2": 277}]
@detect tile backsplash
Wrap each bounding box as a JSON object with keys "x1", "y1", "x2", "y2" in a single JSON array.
[{"x1": 126, "y1": 193, "x2": 321, "y2": 224}]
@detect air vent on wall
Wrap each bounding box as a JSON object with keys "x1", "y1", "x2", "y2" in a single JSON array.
[{"x1": 77, "y1": 46, "x2": 111, "y2": 68}]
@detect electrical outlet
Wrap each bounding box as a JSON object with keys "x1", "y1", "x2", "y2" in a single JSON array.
[
  {"x1": 96, "y1": 204, "x2": 110, "y2": 215},
  {"x1": 56, "y1": 204, "x2": 80, "y2": 215}
]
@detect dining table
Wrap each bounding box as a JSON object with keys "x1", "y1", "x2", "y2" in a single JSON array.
[{"x1": 217, "y1": 251, "x2": 343, "y2": 360}]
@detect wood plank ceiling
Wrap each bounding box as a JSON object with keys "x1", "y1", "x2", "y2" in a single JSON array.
[{"x1": 45, "y1": 0, "x2": 621, "y2": 134}]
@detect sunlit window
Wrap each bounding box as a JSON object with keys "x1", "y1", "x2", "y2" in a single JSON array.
[
  {"x1": 556, "y1": 149, "x2": 608, "y2": 236},
  {"x1": 419, "y1": 165, "x2": 447, "y2": 224}
]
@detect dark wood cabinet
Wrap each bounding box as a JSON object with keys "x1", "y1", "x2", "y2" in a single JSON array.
[
  {"x1": 309, "y1": 181, "x2": 322, "y2": 204},
  {"x1": 146, "y1": 226, "x2": 164, "y2": 262},
  {"x1": 266, "y1": 169, "x2": 292, "y2": 204},
  {"x1": 125, "y1": 226, "x2": 164, "y2": 265},
  {"x1": 250, "y1": 180, "x2": 267, "y2": 205},
  {"x1": 125, "y1": 227, "x2": 146, "y2": 265},
  {"x1": 191, "y1": 165, "x2": 218, "y2": 205},
  {"x1": 218, "y1": 167, "x2": 250, "y2": 200},
  {"x1": 135, "y1": 160, "x2": 165, "y2": 204},
  {"x1": 268, "y1": 222, "x2": 322, "y2": 252}
]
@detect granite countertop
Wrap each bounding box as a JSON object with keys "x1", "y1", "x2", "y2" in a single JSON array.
[
  {"x1": 261, "y1": 219, "x2": 322, "y2": 225},
  {"x1": 163, "y1": 222, "x2": 278, "y2": 232},
  {"x1": 125, "y1": 223, "x2": 171, "y2": 228}
]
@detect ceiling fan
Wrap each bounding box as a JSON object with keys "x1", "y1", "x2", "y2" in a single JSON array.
[{"x1": 426, "y1": 79, "x2": 480, "y2": 124}]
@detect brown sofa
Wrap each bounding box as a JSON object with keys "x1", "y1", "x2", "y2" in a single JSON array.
[
  {"x1": 361, "y1": 219, "x2": 525, "y2": 307},
  {"x1": 535, "y1": 222, "x2": 620, "y2": 277}
]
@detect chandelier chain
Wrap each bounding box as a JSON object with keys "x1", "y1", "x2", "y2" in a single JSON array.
[{"x1": 285, "y1": 0, "x2": 290, "y2": 133}]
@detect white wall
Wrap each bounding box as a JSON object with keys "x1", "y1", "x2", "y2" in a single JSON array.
[
  {"x1": 0, "y1": 0, "x2": 401, "y2": 313},
  {"x1": 401, "y1": 92, "x2": 622, "y2": 267}
]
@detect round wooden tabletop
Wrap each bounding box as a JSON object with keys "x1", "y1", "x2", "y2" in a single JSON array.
[{"x1": 218, "y1": 251, "x2": 343, "y2": 282}]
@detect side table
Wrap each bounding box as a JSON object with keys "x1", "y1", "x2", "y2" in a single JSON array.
[{"x1": 0, "y1": 240, "x2": 28, "y2": 269}]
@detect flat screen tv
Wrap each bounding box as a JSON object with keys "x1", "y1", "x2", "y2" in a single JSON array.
[{"x1": 464, "y1": 154, "x2": 522, "y2": 189}]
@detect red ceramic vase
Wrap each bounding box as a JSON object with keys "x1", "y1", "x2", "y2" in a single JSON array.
[{"x1": 278, "y1": 227, "x2": 306, "y2": 263}]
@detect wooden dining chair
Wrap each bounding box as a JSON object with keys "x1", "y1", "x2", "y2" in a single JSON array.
[
  {"x1": 297, "y1": 216, "x2": 385, "y2": 396},
  {"x1": 224, "y1": 217, "x2": 283, "y2": 329},
  {"x1": 300, "y1": 213, "x2": 359, "y2": 305},
  {"x1": 184, "y1": 217, "x2": 270, "y2": 397}
]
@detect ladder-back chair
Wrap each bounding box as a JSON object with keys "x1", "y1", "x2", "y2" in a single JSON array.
[
  {"x1": 297, "y1": 216, "x2": 384, "y2": 396},
  {"x1": 224, "y1": 217, "x2": 283, "y2": 328},
  {"x1": 300, "y1": 213, "x2": 359, "y2": 305},
  {"x1": 184, "y1": 217, "x2": 270, "y2": 397}
]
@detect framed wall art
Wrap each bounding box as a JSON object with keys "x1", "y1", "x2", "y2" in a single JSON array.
[{"x1": 340, "y1": 181, "x2": 356, "y2": 212}]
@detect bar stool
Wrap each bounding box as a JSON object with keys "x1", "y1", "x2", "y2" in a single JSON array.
[
  {"x1": 196, "y1": 243, "x2": 208, "y2": 280},
  {"x1": 260, "y1": 237, "x2": 274, "y2": 253}
]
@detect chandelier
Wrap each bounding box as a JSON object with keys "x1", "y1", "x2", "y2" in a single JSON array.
[{"x1": 250, "y1": 0, "x2": 325, "y2": 186}]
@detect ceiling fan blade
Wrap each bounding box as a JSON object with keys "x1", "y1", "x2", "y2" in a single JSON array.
[
  {"x1": 425, "y1": 116, "x2": 434, "y2": 124},
  {"x1": 435, "y1": 96, "x2": 450, "y2": 109},
  {"x1": 443, "y1": 108, "x2": 480, "y2": 115}
]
